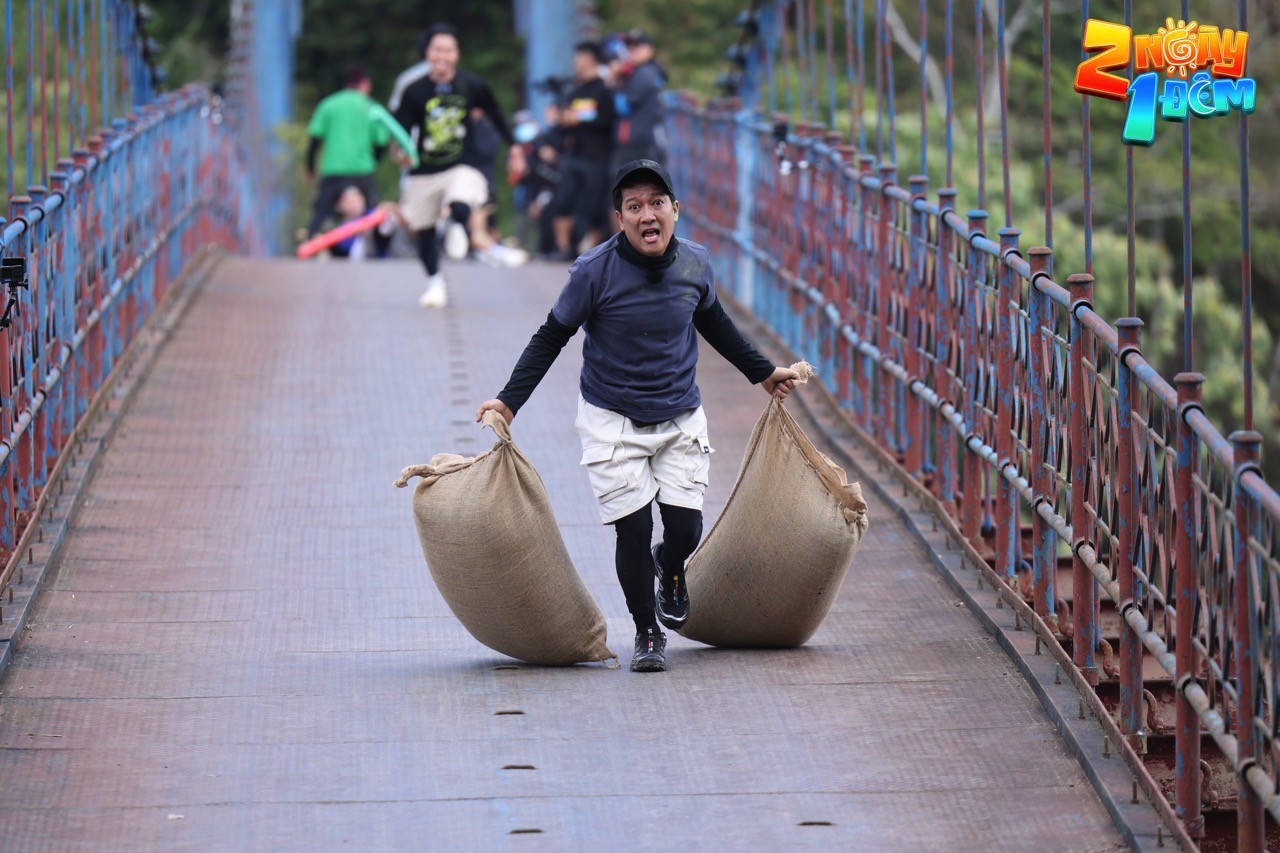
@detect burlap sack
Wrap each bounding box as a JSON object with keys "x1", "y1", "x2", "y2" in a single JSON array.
[
  {"x1": 394, "y1": 411, "x2": 615, "y2": 666},
  {"x1": 678, "y1": 363, "x2": 869, "y2": 648}
]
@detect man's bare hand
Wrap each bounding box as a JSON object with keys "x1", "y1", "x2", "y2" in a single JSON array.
[
  {"x1": 761, "y1": 366, "x2": 800, "y2": 401},
  {"x1": 475, "y1": 399, "x2": 514, "y2": 424},
  {"x1": 392, "y1": 148, "x2": 413, "y2": 168}
]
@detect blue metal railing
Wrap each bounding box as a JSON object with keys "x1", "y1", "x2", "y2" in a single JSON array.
[{"x1": 1, "y1": 1, "x2": 261, "y2": 608}]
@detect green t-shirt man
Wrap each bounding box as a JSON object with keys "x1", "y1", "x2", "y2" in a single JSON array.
[{"x1": 307, "y1": 88, "x2": 390, "y2": 177}]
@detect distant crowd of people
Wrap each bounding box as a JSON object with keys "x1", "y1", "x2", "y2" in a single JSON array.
[{"x1": 302, "y1": 23, "x2": 669, "y2": 309}]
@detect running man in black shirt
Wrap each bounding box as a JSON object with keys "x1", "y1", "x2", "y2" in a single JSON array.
[
  {"x1": 392, "y1": 24, "x2": 527, "y2": 307},
  {"x1": 550, "y1": 42, "x2": 616, "y2": 261}
]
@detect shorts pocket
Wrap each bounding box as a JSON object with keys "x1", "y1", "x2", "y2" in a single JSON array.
[
  {"x1": 580, "y1": 442, "x2": 635, "y2": 502},
  {"x1": 685, "y1": 434, "x2": 713, "y2": 487}
]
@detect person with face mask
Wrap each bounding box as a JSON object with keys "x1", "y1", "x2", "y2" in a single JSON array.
[{"x1": 475, "y1": 160, "x2": 800, "y2": 672}]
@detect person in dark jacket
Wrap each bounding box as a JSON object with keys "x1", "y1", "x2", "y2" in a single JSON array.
[
  {"x1": 612, "y1": 29, "x2": 668, "y2": 167},
  {"x1": 549, "y1": 42, "x2": 616, "y2": 261},
  {"x1": 475, "y1": 160, "x2": 800, "y2": 673}
]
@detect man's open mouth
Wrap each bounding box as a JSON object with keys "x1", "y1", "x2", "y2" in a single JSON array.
[{"x1": 641, "y1": 227, "x2": 661, "y2": 244}]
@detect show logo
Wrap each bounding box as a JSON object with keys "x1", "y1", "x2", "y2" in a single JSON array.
[{"x1": 1074, "y1": 18, "x2": 1256, "y2": 145}]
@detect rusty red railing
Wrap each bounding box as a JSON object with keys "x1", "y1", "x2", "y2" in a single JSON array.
[{"x1": 670, "y1": 0, "x2": 1271, "y2": 848}]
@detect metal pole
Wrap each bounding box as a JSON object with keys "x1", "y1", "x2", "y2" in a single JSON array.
[
  {"x1": 1116, "y1": 317, "x2": 1144, "y2": 747},
  {"x1": 876, "y1": 163, "x2": 896, "y2": 451},
  {"x1": 905, "y1": 173, "x2": 927, "y2": 478},
  {"x1": 1232, "y1": 429, "x2": 1264, "y2": 851},
  {"x1": 1174, "y1": 370, "x2": 1205, "y2": 838},
  {"x1": 1028, "y1": 247, "x2": 1056, "y2": 622},
  {"x1": 1069, "y1": 272, "x2": 1098, "y2": 685},
  {"x1": 961, "y1": 210, "x2": 988, "y2": 546},
  {"x1": 935, "y1": 188, "x2": 958, "y2": 506},
  {"x1": 996, "y1": 226, "x2": 1019, "y2": 578}
]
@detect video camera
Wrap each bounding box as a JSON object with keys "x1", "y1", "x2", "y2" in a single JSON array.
[{"x1": 532, "y1": 76, "x2": 574, "y2": 104}]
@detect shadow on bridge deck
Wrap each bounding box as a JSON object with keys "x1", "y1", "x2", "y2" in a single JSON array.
[{"x1": 0, "y1": 258, "x2": 1124, "y2": 849}]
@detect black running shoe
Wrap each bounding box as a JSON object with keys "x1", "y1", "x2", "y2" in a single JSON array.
[
  {"x1": 631, "y1": 626, "x2": 667, "y2": 672},
  {"x1": 652, "y1": 542, "x2": 690, "y2": 629}
]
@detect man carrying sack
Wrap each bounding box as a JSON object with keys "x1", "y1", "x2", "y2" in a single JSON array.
[{"x1": 476, "y1": 160, "x2": 799, "y2": 673}]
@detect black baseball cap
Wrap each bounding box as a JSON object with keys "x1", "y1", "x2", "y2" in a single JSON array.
[
  {"x1": 625, "y1": 28, "x2": 652, "y2": 46},
  {"x1": 611, "y1": 159, "x2": 676, "y2": 209}
]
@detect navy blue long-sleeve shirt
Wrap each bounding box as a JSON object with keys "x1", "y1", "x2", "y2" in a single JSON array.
[{"x1": 496, "y1": 234, "x2": 774, "y2": 420}]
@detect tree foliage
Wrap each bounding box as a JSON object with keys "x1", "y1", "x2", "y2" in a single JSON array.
[{"x1": 598, "y1": 0, "x2": 1280, "y2": 470}]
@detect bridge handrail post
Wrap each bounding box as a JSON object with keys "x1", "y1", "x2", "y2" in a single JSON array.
[
  {"x1": 876, "y1": 163, "x2": 897, "y2": 454},
  {"x1": 1115, "y1": 317, "x2": 1144, "y2": 749},
  {"x1": 1067, "y1": 272, "x2": 1098, "y2": 686},
  {"x1": 904, "y1": 174, "x2": 928, "y2": 480},
  {"x1": 7, "y1": 195, "x2": 35, "y2": 548},
  {"x1": 933, "y1": 189, "x2": 958, "y2": 510},
  {"x1": 855, "y1": 154, "x2": 875, "y2": 436},
  {"x1": 834, "y1": 144, "x2": 855, "y2": 415},
  {"x1": 1231, "y1": 428, "x2": 1265, "y2": 851},
  {"x1": 996, "y1": 227, "x2": 1020, "y2": 579},
  {"x1": 1027, "y1": 248, "x2": 1057, "y2": 625},
  {"x1": 961, "y1": 210, "x2": 988, "y2": 548},
  {"x1": 1174, "y1": 369, "x2": 1205, "y2": 838},
  {"x1": 0, "y1": 210, "x2": 13, "y2": 564}
]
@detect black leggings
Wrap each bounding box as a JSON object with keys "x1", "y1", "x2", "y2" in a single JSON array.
[{"x1": 611, "y1": 501, "x2": 703, "y2": 630}]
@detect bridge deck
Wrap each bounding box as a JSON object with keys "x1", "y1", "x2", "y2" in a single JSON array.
[{"x1": 0, "y1": 258, "x2": 1123, "y2": 849}]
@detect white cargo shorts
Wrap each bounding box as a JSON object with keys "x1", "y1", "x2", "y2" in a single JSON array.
[
  {"x1": 574, "y1": 396, "x2": 713, "y2": 524},
  {"x1": 399, "y1": 164, "x2": 489, "y2": 231}
]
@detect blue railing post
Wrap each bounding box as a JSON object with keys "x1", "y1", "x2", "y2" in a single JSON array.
[
  {"x1": 1116, "y1": 317, "x2": 1144, "y2": 749},
  {"x1": 961, "y1": 210, "x2": 988, "y2": 547},
  {"x1": 876, "y1": 162, "x2": 897, "y2": 453},
  {"x1": 996, "y1": 227, "x2": 1020, "y2": 579},
  {"x1": 1027, "y1": 247, "x2": 1057, "y2": 626},
  {"x1": 904, "y1": 174, "x2": 928, "y2": 479},
  {"x1": 1068, "y1": 272, "x2": 1098, "y2": 685},
  {"x1": 1173, "y1": 370, "x2": 1205, "y2": 838},
  {"x1": 1231, "y1": 429, "x2": 1264, "y2": 851},
  {"x1": 933, "y1": 188, "x2": 958, "y2": 508}
]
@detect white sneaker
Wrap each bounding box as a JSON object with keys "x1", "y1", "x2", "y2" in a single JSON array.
[
  {"x1": 418, "y1": 274, "x2": 448, "y2": 308},
  {"x1": 444, "y1": 222, "x2": 469, "y2": 260},
  {"x1": 486, "y1": 244, "x2": 529, "y2": 268}
]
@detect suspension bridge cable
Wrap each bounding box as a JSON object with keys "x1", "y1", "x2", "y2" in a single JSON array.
[
  {"x1": 997, "y1": 0, "x2": 1011, "y2": 227},
  {"x1": 1180, "y1": 0, "x2": 1192, "y2": 370},
  {"x1": 874, "y1": 0, "x2": 883, "y2": 158},
  {"x1": 27, "y1": 0, "x2": 35, "y2": 193},
  {"x1": 945, "y1": 0, "x2": 953, "y2": 186},
  {"x1": 793, "y1": 0, "x2": 803, "y2": 121},
  {"x1": 807, "y1": 0, "x2": 820, "y2": 124},
  {"x1": 919, "y1": 0, "x2": 927, "y2": 178},
  {"x1": 882, "y1": 0, "x2": 895, "y2": 164},
  {"x1": 843, "y1": 0, "x2": 857, "y2": 147},
  {"x1": 778, "y1": 0, "x2": 788, "y2": 117},
  {"x1": 975, "y1": 0, "x2": 985, "y2": 209},
  {"x1": 1041, "y1": 0, "x2": 1051, "y2": 247},
  {"x1": 1240, "y1": 0, "x2": 1253, "y2": 429},
  {"x1": 1082, "y1": 0, "x2": 1093, "y2": 275},
  {"x1": 1125, "y1": 0, "x2": 1135, "y2": 317},
  {"x1": 855, "y1": 0, "x2": 866, "y2": 151},
  {"x1": 824, "y1": 0, "x2": 836, "y2": 130}
]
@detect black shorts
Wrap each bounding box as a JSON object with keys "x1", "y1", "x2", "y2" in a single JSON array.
[{"x1": 551, "y1": 155, "x2": 609, "y2": 229}]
